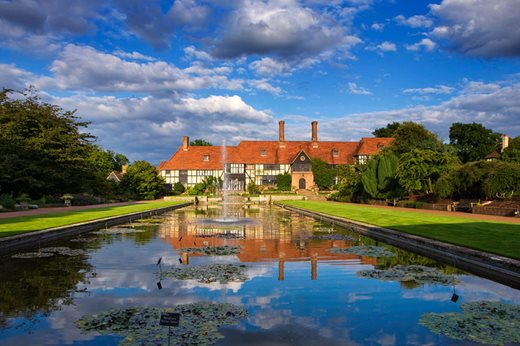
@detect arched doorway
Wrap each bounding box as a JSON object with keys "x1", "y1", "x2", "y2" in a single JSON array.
[{"x1": 299, "y1": 178, "x2": 306, "y2": 189}]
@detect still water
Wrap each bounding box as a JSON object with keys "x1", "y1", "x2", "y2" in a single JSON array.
[{"x1": 0, "y1": 205, "x2": 518, "y2": 345}]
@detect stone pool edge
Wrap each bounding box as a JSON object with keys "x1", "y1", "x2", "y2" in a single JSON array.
[
  {"x1": 0, "y1": 202, "x2": 192, "y2": 255},
  {"x1": 278, "y1": 203, "x2": 520, "y2": 289}
]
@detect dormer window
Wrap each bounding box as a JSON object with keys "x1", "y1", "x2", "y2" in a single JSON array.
[
  {"x1": 203, "y1": 155, "x2": 210, "y2": 161},
  {"x1": 332, "y1": 149, "x2": 339, "y2": 157},
  {"x1": 261, "y1": 149, "x2": 267, "y2": 156}
]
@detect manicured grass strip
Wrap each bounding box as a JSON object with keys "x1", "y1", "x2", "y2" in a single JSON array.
[
  {"x1": 282, "y1": 201, "x2": 520, "y2": 260},
  {"x1": 0, "y1": 200, "x2": 186, "y2": 237}
]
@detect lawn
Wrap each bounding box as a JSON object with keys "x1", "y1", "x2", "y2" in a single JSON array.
[
  {"x1": 282, "y1": 200, "x2": 520, "y2": 260},
  {"x1": 0, "y1": 200, "x2": 187, "y2": 237}
]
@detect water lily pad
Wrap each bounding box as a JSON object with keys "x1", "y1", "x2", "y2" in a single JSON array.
[
  {"x1": 330, "y1": 245, "x2": 395, "y2": 257},
  {"x1": 311, "y1": 234, "x2": 357, "y2": 241},
  {"x1": 358, "y1": 265, "x2": 457, "y2": 285},
  {"x1": 160, "y1": 264, "x2": 249, "y2": 284},
  {"x1": 419, "y1": 301, "x2": 520, "y2": 345},
  {"x1": 12, "y1": 246, "x2": 86, "y2": 258},
  {"x1": 181, "y1": 245, "x2": 242, "y2": 256},
  {"x1": 76, "y1": 302, "x2": 248, "y2": 346},
  {"x1": 11, "y1": 251, "x2": 55, "y2": 259},
  {"x1": 93, "y1": 227, "x2": 145, "y2": 235}
]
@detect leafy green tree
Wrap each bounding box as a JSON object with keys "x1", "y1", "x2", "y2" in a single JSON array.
[
  {"x1": 172, "y1": 182, "x2": 186, "y2": 195},
  {"x1": 373, "y1": 122, "x2": 400, "y2": 137},
  {"x1": 501, "y1": 136, "x2": 520, "y2": 163},
  {"x1": 449, "y1": 122, "x2": 501, "y2": 163},
  {"x1": 331, "y1": 165, "x2": 364, "y2": 202},
  {"x1": 482, "y1": 163, "x2": 520, "y2": 199},
  {"x1": 276, "y1": 174, "x2": 291, "y2": 191},
  {"x1": 0, "y1": 88, "x2": 96, "y2": 197},
  {"x1": 311, "y1": 158, "x2": 336, "y2": 190},
  {"x1": 361, "y1": 153, "x2": 401, "y2": 199},
  {"x1": 397, "y1": 149, "x2": 459, "y2": 195},
  {"x1": 389, "y1": 122, "x2": 443, "y2": 155},
  {"x1": 120, "y1": 161, "x2": 165, "y2": 200},
  {"x1": 190, "y1": 139, "x2": 213, "y2": 146}
]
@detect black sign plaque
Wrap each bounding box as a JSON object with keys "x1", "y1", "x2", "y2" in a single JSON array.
[{"x1": 160, "y1": 312, "x2": 180, "y2": 327}]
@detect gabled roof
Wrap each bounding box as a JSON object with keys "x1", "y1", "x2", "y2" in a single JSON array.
[
  {"x1": 355, "y1": 137, "x2": 394, "y2": 156},
  {"x1": 107, "y1": 171, "x2": 123, "y2": 182},
  {"x1": 158, "y1": 137, "x2": 394, "y2": 170}
]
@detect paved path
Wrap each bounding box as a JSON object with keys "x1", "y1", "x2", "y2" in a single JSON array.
[
  {"x1": 0, "y1": 201, "x2": 144, "y2": 219},
  {"x1": 334, "y1": 202, "x2": 520, "y2": 224}
]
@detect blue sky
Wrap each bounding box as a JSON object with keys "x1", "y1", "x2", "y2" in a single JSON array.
[{"x1": 1, "y1": 0, "x2": 519, "y2": 164}]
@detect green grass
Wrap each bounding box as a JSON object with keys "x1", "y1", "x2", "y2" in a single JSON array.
[
  {"x1": 282, "y1": 200, "x2": 520, "y2": 260},
  {"x1": 0, "y1": 200, "x2": 187, "y2": 237}
]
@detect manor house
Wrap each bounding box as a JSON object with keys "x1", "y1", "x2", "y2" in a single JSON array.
[{"x1": 157, "y1": 121, "x2": 393, "y2": 191}]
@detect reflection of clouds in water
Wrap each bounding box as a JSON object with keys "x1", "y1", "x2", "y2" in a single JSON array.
[
  {"x1": 347, "y1": 292, "x2": 373, "y2": 303},
  {"x1": 406, "y1": 333, "x2": 436, "y2": 346},
  {"x1": 249, "y1": 308, "x2": 293, "y2": 329},
  {"x1": 401, "y1": 275, "x2": 520, "y2": 304},
  {"x1": 176, "y1": 265, "x2": 272, "y2": 293}
]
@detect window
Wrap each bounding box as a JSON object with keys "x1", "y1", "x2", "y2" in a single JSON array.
[
  {"x1": 357, "y1": 155, "x2": 368, "y2": 165},
  {"x1": 264, "y1": 164, "x2": 280, "y2": 170},
  {"x1": 203, "y1": 155, "x2": 209, "y2": 161},
  {"x1": 261, "y1": 149, "x2": 267, "y2": 156},
  {"x1": 332, "y1": 149, "x2": 339, "y2": 157}
]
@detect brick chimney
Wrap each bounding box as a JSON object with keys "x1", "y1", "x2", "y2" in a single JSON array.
[
  {"x1": 121, "y1": 164, "x2": 128, "y2": 174},
  {"x1": 502, "y1": 134, "x2": 509, "y2": 152},
  {"x1": 279, "y1": 120, "x2": 285, "y2": 146},
  {"x1": 183, "y1": 136, "x2": 189, "y2": 151},
  {"x1": 311, "y1": 121, "x2": 318, "y2": 147}
]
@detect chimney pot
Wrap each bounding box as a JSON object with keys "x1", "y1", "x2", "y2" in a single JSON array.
[{"x1": 183, "y1": 136, "x2": 189, "y2": 151}]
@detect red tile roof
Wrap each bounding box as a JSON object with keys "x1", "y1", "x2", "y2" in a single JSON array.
[
  {"x1": 159, "y1": 137, "x2": 393, "y2": 170},
  {"x1": 355, "y1": 137, "x2": 394, "y2": 156}
]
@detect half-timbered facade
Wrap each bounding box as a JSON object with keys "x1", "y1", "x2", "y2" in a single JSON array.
[{"x1": 157, "y1": 121, "x2": 393, "y2": 191}]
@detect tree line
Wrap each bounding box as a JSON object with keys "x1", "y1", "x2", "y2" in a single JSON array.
[
  {"x1": 0, "y1": 88, "x2": 164, "y2": 207},
  {"x1": 317, "y1": 121, "x2": 520, "y2": 202}
]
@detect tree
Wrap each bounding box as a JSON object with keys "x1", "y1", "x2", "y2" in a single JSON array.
[
  {"x1": 373, "y1": 122, "x2": 400, "y2": 137},
  {"x1": 396, "y1": 149, "x2": 459, "y2": 195},
  {"x1": 276, "y1": 173, "x2": 291, "y2": 191},
  {"x1": 331, "y1": 165, "x2": 364, "y2": 202},
  {"x1": 501, "y1": 136, "x2": 520, "y2": 163},
  {"x1": 361, "y1": 153, "x2": 401, "y2": 199},
  {"x1": 311, "y1": 158, "x2": 336, "y2": 190},
  {"x1": 190, "y1": 139, "x2": 213, "y2": 146},
  {"x1": 482, "y1": 163, "x2": 520, "y2": 199},
  {"x1": 120, "y1": 161, "x2": 165, "y2": 200},
  {"x1": 449, "y1": 122, "x2": 501, "y2": 163},
  {"x1": 0, "y1": 88, "x2": 96, "y2": 197},
  {"x1": 389, "y1": 122, "x2": 443, "y2": 155}
]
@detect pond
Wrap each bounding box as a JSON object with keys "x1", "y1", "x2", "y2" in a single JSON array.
[{"x1": 0, "y1": 205, "x2": 519, "y2": 346}]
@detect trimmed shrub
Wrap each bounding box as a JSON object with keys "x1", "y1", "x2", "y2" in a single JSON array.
[
  {"x1": 276, "y1": 174, "x2": 291, "y2": 191},
  {"x1": 0, "y1": 194, "x2": 15, "y2": 209}
]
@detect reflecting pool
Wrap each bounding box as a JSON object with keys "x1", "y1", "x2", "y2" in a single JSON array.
[{"x1": 0, "y1": 205, "x2": 519, "y2": 345}]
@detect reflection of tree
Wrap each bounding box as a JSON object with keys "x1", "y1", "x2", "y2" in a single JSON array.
[
  {"x1": 132, "y1": 228, "x2": 157, "y2": 245},
  {"x1": 0, "y1": 251, "x2": 95, "y2": 330},
  {"x1": 375, "y1": 247, "x2": 463, "y2": 275}
]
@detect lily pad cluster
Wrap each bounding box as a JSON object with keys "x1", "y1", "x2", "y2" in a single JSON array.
[
  {"x1": 311, "y1": 234, "x2": 357, "y2": 241},
  {"x1": 181, "y1": 245, "x2": 242, "y2": 256},
  {"x1": 160, "y1": 264, "x2": 249, "y2": 284},
  {"x1": 92, "y1": 227, "x2": 145, "y2": 235},
  {"x1": 12, "y1": 246, "x2": 87, "y2": 259},
  {"x1": 330, "y1": 245, "x2": 395, "y2": 258},
  {"x1": 419, "y1": 301, "x2": 520, "y2": 345},
  {"x1": 76, "y1": 302, "x2": 248, "y2": 346},
  {"x1": 357, "y1": 265, "x2": 457, "y2": 285}
]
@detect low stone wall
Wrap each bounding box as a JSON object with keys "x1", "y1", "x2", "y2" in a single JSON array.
[
  {"x1": 420, "y1": 203, "x2": 452, "y2": 211},
  {"x1": 0, "y1": 203, "x2": 191, "y2": 255},
  {"x1": 472, "y1": 206, "x2": 520, "y2": 217},
  {"x1": 164, "y1": 196, "x2": 198, "y2": 203},
  {"x1": 260, "y1": 195, "x2": 305, "y2": 203}
]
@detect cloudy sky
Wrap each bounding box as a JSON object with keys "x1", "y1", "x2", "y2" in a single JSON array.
[{"x1": 1, "y1": 0, "x2": 519, "y2": 164}]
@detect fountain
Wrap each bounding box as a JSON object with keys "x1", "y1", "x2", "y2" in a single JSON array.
[{"x1": 193, "y1": 139, "x2": 255, "y2": 227}]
